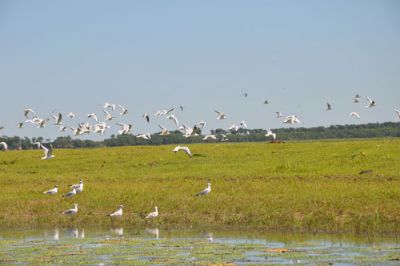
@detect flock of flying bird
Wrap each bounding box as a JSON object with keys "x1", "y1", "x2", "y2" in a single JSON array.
[
  {"x1": 0, "y1": 94, "x2": 397, "y2": 153},
  {"x1": 0, "y1": 93, "x2": 398, "y2": 221}
]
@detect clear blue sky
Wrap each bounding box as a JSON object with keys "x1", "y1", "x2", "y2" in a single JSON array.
[{"x1": 0, "y1": 0, "x2": 399, "y2": 140}]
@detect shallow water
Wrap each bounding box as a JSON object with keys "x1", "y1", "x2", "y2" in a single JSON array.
[{"x1": 0, "y1": 228, "x2": 399, "y2": 265}]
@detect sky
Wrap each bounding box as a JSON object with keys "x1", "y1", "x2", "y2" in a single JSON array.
[{"x1": 0, "y1": 0, "x2": 399, "y2": 140}]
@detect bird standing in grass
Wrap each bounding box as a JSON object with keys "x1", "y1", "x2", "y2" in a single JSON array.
[
  {"x1": 196, "y1": 183, "x2": 211, "y2": 196},
  {"x1": 63, "y1": 187, "x2": 76, "y2": 198},
  {"x1": 43, "y1": 185, "x2": 58, "y2": 195},
  {"x1": 145, "y1": 206, "x2": 159, "y2": 219},
  {"x1": 107, "y1": 205, "x2": 123, "y2": 218},
  {"x1": 63, "y1": 204, "x2": 78, "y2": 216}
]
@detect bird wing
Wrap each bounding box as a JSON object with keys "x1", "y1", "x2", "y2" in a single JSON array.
[{"x1": 183, "y1": 147, "x2": 192, "y2": 157}]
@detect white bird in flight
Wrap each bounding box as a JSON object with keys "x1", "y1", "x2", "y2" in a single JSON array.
[
  {"x1": 365, "y1": 96, "x2": 376, "y2": 108},
  {"x1": 265, "y1": 129, "x2": 276, "y2": 140},
  {"x1": 159, "y1": 125, "x2": 170, "y2": 136},
  {"x1": 172, "y1": 145, "x2": 193, "y2": 158},
  {"x1": 167, "y1": 115, "x2": 179, "y2": 127},
  {"x1": 103, "y1": 102, "x2": 116, "y2": 111},
  {"x1": 34, "y1": 143, "x2": 55, "y2": 160},
  {"x1": 350, "y1": 112, "x2": 361, "y2": 118},
  {"x1": 283, "y1": 115, "x2": 301, "y2": 124},
  {"x1": 352, "y1": 94, "x2": 361, "y2": 103},
  {"x1": 196, "y1": 120, "x2": 207, "y2": 129},
  {"x1": 137, "y1": 133, "x2": 151, "y2": 140},
  {"x1": 43, "y1": 185, "x2": 58, "y2": 195},
  {"x1": 103, "y1": 110, "x2": 113, "y2": 121},
  {"x1": 215, "y1": 110, "x2": 227, "y2": 120},
  {"x1": 228, "y1": 124, "x2": 239, "y2": 132},
  {"x1": 145, "y1": 206, "x2": 159, "y2": 219},
  {"x1": 107, "y1": 205, "x2": 123, "y2": 217},
  {"x1": 143, "y1": 113, "x2": 150, "y2": 123},
  {"x1": 116, "y1": 123, "x2": 132, "y2": 135},
  {"x1": 0, "y1": 142, "x2": 8, "y2": 151},
  {"x1": 118, "y1": 104, "x2": 128, "y2": 115},
  {"x1": 63, "y1": 204, "x2": 78, "y2": 216},
  {"x1": 203, "y1": 134, "x2": 217, "y2": 141},
  {"x1": 196, "y1": 183, "x2": 211, "y2": 196},
  {"x1": 88, "y1": 113, "x2": 99, "y2": 122},
  {"x1": 24, "y1": 108, "x2": 35, "y2": 118},
  {"x1": 395, "y1": 109, "x2": 400, "y2": 120},
  {"x1": 275, "y1": 112, "x2": 284, "y2": 118},
  {"x1": 67, "y1": 112, "x2": 76, "y2": 119},
  {"x1": 326, "y1": 103, "x2": 332, "y2": 111},
  {"x1": 51, "y1": 113, "x2": 63, "y2": 125}
]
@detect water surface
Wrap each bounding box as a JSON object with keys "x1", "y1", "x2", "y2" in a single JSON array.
[{"x1": 1, "y1": 228, "x2": 399, "y2": 265}]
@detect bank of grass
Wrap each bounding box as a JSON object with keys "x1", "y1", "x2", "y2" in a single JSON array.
[{"x1": 0, "y1": 138, "x2": 399, "y2": 234}]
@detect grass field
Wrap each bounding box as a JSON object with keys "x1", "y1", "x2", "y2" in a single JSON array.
[{"x1": 0, "y1": 138, "x2": 399, "y2": 234}]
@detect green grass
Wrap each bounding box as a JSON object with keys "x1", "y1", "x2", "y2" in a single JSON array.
[{"x1": 0, "y1": 138, "x2": 399, "y2": 233}]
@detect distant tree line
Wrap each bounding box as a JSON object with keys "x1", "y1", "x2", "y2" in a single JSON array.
[{"x1": 0, "y1": 122, "x2": 399, "y2": 150}]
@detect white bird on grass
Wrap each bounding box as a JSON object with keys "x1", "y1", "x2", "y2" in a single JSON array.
[
  {"x1": 107, "y1": 205, "x2": 123, "y2": 217},
  {"x1": 350, "y1": 112, "x2": 361, "y2": 118},
  {"x1": 215, "y1": 110, "x2": 227, "y2": 120},
  {"x1": 63, "y1": 187, "x2": 77, "y2": 198},
  {"x1": 43, "y1": 185, "x2": 58, "y2": 195},
  {"x1": 365, "y1": 96, "x2": 376, "y2": 108},
  {"x1": 69, "y1": 179, "x2": 83, "y2": 194},
  {"x1": 172, "y1": 145, "x2": 192, "y2": 158},
  {"x1": 63, "y1": 204, "x2": 78, "y2": 216},
  {"x1": 0, "y1": 142, "x2": 8, "y2": 151},
  {"x1": 145, "y1": 206, "x2": 159, "y2": 219},
  {"x1": 196, "y1": 183, "x2": 211, "y2": 196}
]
